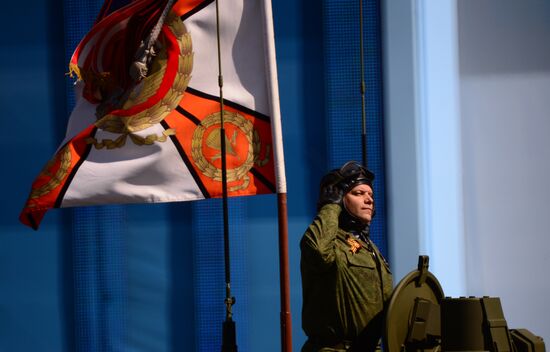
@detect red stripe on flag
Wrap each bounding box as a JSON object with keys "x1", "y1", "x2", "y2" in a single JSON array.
[{"x1": 172, "y1": 0, "x2": 209, "y2": 17}]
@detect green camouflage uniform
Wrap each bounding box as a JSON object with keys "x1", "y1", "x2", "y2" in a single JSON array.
[{"x1": 300, "y1": 204, "x2": 393, "y2": 352}]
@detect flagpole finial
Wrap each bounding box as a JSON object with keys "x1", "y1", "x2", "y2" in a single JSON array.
[
  {"x1": 129, "y1": 44, "x2": 156, "y2": 81},
  {"x1": 129, "y1": 0, "x2": 176, "y2": 82}
]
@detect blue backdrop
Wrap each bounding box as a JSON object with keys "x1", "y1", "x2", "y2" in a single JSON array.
[{"x1": 0, "y1": 0, "x2": 386, "y2": 351}]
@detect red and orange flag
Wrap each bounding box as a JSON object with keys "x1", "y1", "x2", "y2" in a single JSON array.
[{"x1": 20, "y1": 0, "x2": 286, "y2": 229}]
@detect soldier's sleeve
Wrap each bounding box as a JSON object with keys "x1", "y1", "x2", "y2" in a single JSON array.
[{"x1": 300, "y1": 203, "x2": 342, "y2": 271}]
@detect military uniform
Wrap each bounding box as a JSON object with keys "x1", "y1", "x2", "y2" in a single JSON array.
[{"x1": 301, "y1": 204, "x2": 393, "y2": 352}]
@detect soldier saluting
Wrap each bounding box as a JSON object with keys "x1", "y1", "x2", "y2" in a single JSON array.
[{"x1": 300, "y1": 161, "x2": 393, "y2": 351}]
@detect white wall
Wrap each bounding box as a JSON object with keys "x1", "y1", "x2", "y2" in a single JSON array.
[
  {"x1": 382, "y1": 0, "x2": 422, "y2": 283},
  {"x1": 458, "y1": 0, "x2": 550, "y2": 341},
  {"x1": 384, "y1": 0, "x2": 550, "y2": 342},
  {"x1": 383, "y1": 0, "x2": 466, "y2": 296}
]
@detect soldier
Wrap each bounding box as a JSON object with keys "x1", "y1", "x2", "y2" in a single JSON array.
[{"x1": 300, "y1": 161, "x2": 393, "y2": 351}]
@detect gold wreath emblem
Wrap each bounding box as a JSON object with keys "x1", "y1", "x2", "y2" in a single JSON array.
[
  {"x1": 27, "y1": 145, "x2": 72, "y2": 205},
  {"x1": 89, "y1": 11, "x2": 193, "y2": 149},
  {"x1": 191, "y1": 111, "x2": 270, "y2": 192}
]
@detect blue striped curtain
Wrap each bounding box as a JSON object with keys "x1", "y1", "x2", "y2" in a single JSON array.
[
  {"x1": 61, "y1": 2, "x2": 250, "y2": 351},
  {"x1": 62, "y1": 1, "x2": 130, "y2": 351},
  {"x1": 322, "y1": 0, "x2": 388, "y2": 257}
]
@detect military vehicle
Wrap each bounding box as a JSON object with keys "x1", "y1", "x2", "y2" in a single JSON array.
[{"x1": 383, "y1": 256, "x2": 545, "y2": 352}]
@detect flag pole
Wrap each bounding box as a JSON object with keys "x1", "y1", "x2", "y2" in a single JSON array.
[
  {"x1": 277, "y1": 193, "x2": 292, "y2": 352},
  {"x1": 215, "y1": 1, "x2": 238, "y2": 351},
  {"x1": 262, "y1": 1, "x2": 292, "y2": 351},
  {"x1": 359, "y1": 0, "x2": 368, "y2": 167}
]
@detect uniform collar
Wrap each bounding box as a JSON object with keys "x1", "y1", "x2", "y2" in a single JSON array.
[{"x1": 339, "y1": 209, "x2": 370, "y2": 242}]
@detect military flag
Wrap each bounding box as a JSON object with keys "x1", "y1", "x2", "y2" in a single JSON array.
[{"x1": 20, "y1": 0, "x2": 286, "y2": 229}]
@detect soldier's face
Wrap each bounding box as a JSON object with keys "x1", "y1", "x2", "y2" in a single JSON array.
[{"x1": 343, "y1": 183, "x2": 374, "y2": 224}]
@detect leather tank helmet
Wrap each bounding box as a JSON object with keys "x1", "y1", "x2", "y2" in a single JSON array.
[{"x1": 318, "y1": 161, "x2": 375, "y2": 233}]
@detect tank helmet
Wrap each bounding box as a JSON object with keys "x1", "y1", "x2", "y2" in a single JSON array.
[
  {"x1": 337, "y1": 161, "x2": 374, "y2": 193},
  {"x1": 319, "y1": 161, "x2": 374, "y2": 194}
]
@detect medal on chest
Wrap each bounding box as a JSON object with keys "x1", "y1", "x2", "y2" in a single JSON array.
[{"x1": 346, "y1": 236, "x2": 362, "y2": 254}]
